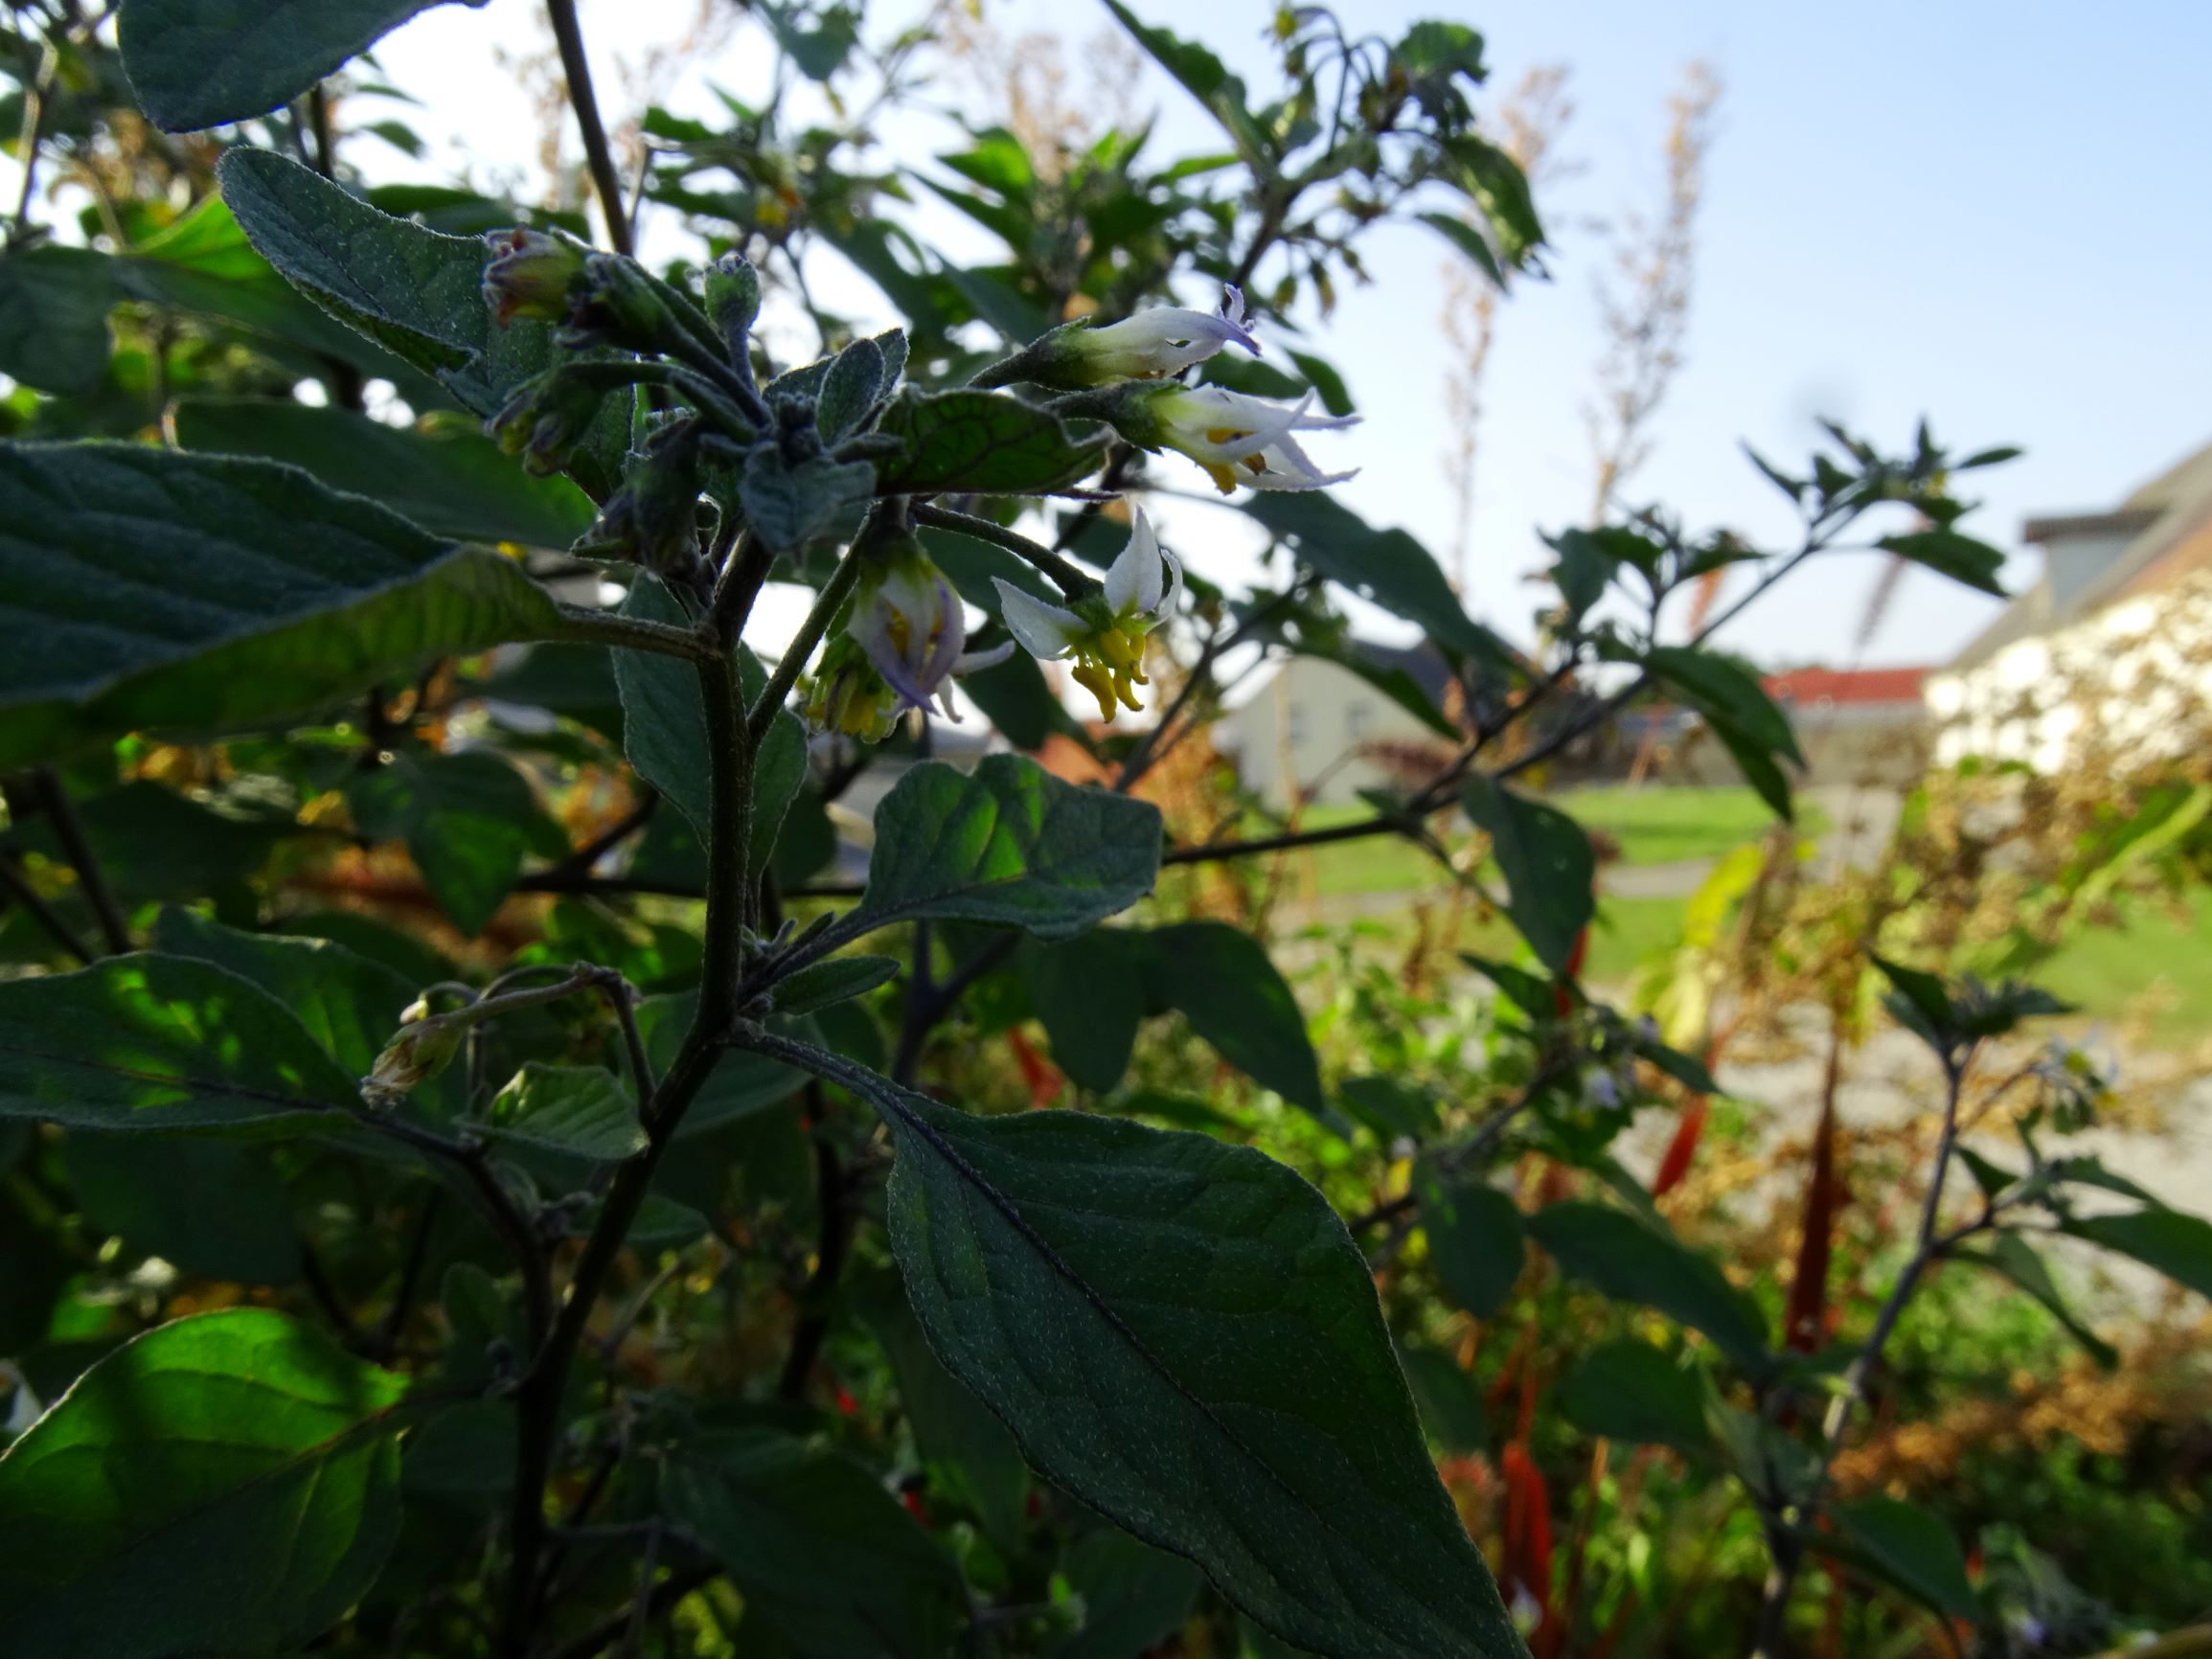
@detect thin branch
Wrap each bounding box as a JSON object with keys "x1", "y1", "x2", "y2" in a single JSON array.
[
  {"x1": 539, "y1": 1563, "x2": 720, "y2": 1659},
  {"x1": 32, "y1": 767, "x2": 129, "y2": 954},
  {"x1": 749, "y1": 543, "x2": 864, "y2": 744},
  {"x1": 545, "y1": 0, "x2": 633, "y2": 257},
  {"x1": 910, "y1": 503, "x2": 1093, "y2": 598},
  {"x1": 553, "y1": 602, "x2": 710, "y2": 662}
]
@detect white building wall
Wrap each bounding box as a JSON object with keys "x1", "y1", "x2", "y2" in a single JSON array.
[{"x1": 1927, "y1": 574, "x2": 2212, "y2": 770}]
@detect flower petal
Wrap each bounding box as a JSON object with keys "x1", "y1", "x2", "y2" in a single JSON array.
[
  {"x1": 1104, "y1": 509, "x2": 1161, "y2": 616},
  {"x1": 1148, "y1": 542, "x2": 1184, "y2": 626},
  {"x1": 992, "y1": 580, "x2": 1083, "y2": 659}
]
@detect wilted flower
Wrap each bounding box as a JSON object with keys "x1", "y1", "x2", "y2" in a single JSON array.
[
  {"x1": 992, "y1": 510, "x2": 1182, "y2": 722},
  {"x1": 361, "y1": 1009, "x2": 464, "y2": 1109},
  {"x1": 802, "y1": 539, "x2": 1011, "y2": 739},
  {"x1": 1113, "y1": 384, "x2": 1358, "y2": 494},
  {"x1": 482, "y1": 227, "x2": 589, "y2": 326}
]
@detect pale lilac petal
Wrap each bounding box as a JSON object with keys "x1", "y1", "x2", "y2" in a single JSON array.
[
  {"x1": 952, "y1": 640, "x2": 1015, "y2": 675},
  {"x1": 993, "y1": 580, "x2": 1083, "y2": 658}
]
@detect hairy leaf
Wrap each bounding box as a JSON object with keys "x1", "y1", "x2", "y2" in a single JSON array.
[
  {"x1": 1147, "y1": 921, "x2": 1326, "y2": 1119},
  {"x1": 485, "y1": 1063, "x2": 646, "y2": 1161},
  {"x1": 797, "y1": 1046, "x2": 1521, "y2": 1659},
  {"x1": 662, "y1": 1427, "x2": 966, "y2": 1658},
  {"x1": 1830, "y1": 1497, "x2": 1979, "y2": 1620},
  {"x1": 0, "y1": 1309, "x2": 408, "y2": 1657},
  {"x1": 874, "y1": 390, "x2": 1107, "y2": 494},
  {"x1": 854, "y1": 755, "x2": 1161, "y2": 941},
  {"x1": 0, "y1": 953, "x2": 359, "y2": 1131},
  {"x1": 0, "y1": 442, "x2": 563, "y2": 768},
  {"x1": 120, "y1": 0, "x2": 482, "y2": 131},
  {"x1": 171, "y1": 398, "x2": 594, "y2": 546}
]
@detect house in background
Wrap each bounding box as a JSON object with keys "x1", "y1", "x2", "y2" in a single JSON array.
[
  {"x1": 1614, "y1": 667, "x2": 1933, "y2": 788},
  {"x1": 1927, "y1": 439, "x2": 2212, "y2": 770},
  {"x1": 1217, "y1": 642, "x2": 1459, "y2": 809}
]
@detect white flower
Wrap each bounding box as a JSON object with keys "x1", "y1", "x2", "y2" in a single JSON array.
[
  {"x1": 1061, "y1": 284, "x2": 1261, "y2": 383},
  {"x1": 807, "y1": 542, "x2": 1012, "y2": 739},
  {"x1": 992, "y1": 509, "x2": 1182, "y2": 721},
  {"x1": 1122, "y1": 384, "x2": 1359, "y2": 494}
]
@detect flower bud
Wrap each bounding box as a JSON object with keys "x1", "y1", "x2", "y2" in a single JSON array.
[
  {"x1": 361, "y1": 1012, "x2": 465, "y2": 1109},
  {"x1": 489, "y1": 366, "x2": 613, "y2": 478},
  {"x1": 560, "y1": 253, "x2": 684, "y2": 355},
  {"x1": 590, "y1": 418, "x2": 704, "y2": 575},
  {"x1": 482, "y1": 228, "x2": 589, "y2": 327},
  {"x1": 703, "y1": 253, "x2": 762, "y2": 344}
]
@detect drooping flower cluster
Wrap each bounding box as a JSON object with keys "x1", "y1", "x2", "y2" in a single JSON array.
[
  {"x1": 993, "y1": 511, "x2": 1181, "y2": 723},
  {"x1": 801, "y1": 535, "x2": 1010, "y2": 740}
]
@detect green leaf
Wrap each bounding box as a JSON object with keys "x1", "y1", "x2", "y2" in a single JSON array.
[
  {"x1": 1243, "y1": 492, "x2": 1516, "y2": 673},
  {"x1": 0, "y1": 953, "x2": 358, "y2": 1131},
  {"x1": 855, "y1": 1268, "x2": 1030, "y2": 1550},
  {"x1": 740, "y1": 448, "x2": 876, "y2": 553},
  {"x1": 3, "y1": 781, "x2": 289, "y2": 906},
  {"x1": 148, "y1": 909, "x2": 417, "y2": 1080},
  {"x1": 1525, "y1": 1200, "x2": 1771, "y2": 1374},
  {"x1": 1877, "y1": 528, "x2": 2007, "y2": 598},
  {"x1": 1556, "y1": 1339, "x2": 1713, "y2": 1454},
  {"x1": 219, "y1": 150, "x2": 625, "y2": 490},
  {"x1": 1645, "y1": 646, "x2": 1805, "y2": 766},
  {"x1": 0, "y1": 245, "x2": 117, "y2": 394},
  {"x1": 1395, "y1": 1343, "x2": 1489, "y2": 1455},
  {"x1": 1417, "y1": 210, "x2": 1504, "y2": 286},
  {"x1": 1416, "y1": 1170, "x2": 1525, "y2": 1318},
  {"x1": 634, "y1": 992, "x2": 804, "y2": 1136},
  {"x1": 1029, "y1": 929, "x2": 1148, "y2": 1092},
  {"x1": 171, "y1": 398, "x2": 595, "y2": 546},
  {"x1": 1955, "y1": 1233, "x2": 2116, "y2": 1369},
  {"x1": 773, "y1": 954, "x2": 900, "y2": 1018},
  {"x1": 854, "y1": 755, "x2": 1161, "y2": 942},
  {"x1": 612, "y1": 575, "x2": 804, "y2": 870},
  {"x1": 2064, "y1": 1207, "x2": 2212, "y2": 1300},
  {"x1": 1101, "y1": 1, "x2": 1266, "y2": 160},
  {"x1": 1338, "y1": 1076, "x2": 1439, "y2": 1141},
  {"x1": 1461, "y1": 775, "x2": 1595, "y2": 974},
  {"x1": 67, "y1": 1134, "x2": 299, "y2": 1284},
  {"x1": 1830, "y1": 1497, "x2": 1980, "y2": 1621},
  {"x1": 0, "y1": 1308, "x2": 408, "y2": 1657},
  {"x1": 1146, "y1": 921, "x2": 1325, "y2": 1119},
  {"x1": 346, "y1": 750, "x2": 562, "y2": 936},
  {"x1": 120, "y1": 0, "x2": 481, "y2": 131},
  {"x1": 873, "y1": 390, "x2": 1107, "y2": 495},
  {"x1": 0, "y1": 442, "x2": 565, "y2": 769},
  {"x1": 662, "y1": 1427, "x2": 966, "y2": 1659},
  {"x1": 484, "y1": 1063, "x2": 646, "y2": 1161},
  {"x1": 817, "y1": 1050, "x2": 1521, "y2": 1659},
  {"x1": 1052, "y1": 1529, "x2": 1204, "y2": 1659},
  {"x1": 816, "y1": 333, "x2": 891, "y2": 441}
]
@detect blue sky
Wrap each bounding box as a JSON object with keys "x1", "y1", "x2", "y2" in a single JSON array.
[{"x1": 378, "y1": 0, "x2": 2212, "y2": 667}]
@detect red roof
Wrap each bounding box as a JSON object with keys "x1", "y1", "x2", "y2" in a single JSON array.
[{"x1": 1761, "y1": 667, "x2": 1928, "y2": 706}]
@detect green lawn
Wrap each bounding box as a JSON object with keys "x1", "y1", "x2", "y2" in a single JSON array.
[
  {"x1": 1254, "y1": 786, "x2": 1817, "y2": 900},
  {"x1": 2032, "y1": 888, "x2": 2212, "y2": 1049},
  {"x1": 1553, "y1": 785, "x2": 1828, "y2": 867}
]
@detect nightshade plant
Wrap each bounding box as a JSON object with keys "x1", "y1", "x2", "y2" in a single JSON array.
[{"x1": 2, "y1": 3, "x2": 2209, "y2": 1657}]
